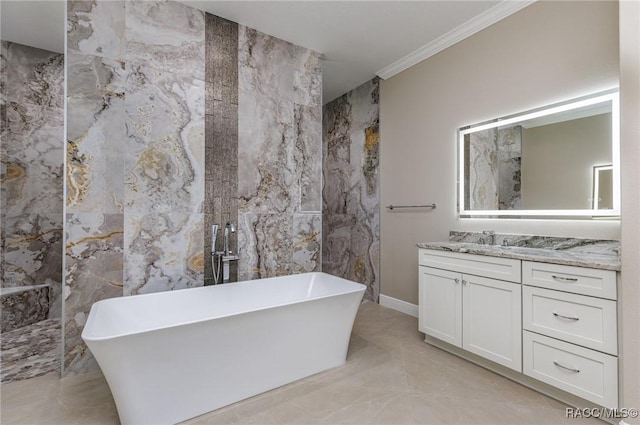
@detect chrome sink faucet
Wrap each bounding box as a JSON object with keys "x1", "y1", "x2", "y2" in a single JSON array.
[{"x1": 482, "y1": 230, "x2": 496, "y2": 245}]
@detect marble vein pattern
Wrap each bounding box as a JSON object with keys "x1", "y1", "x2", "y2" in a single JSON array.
[
  {"x1": 124, "y1": 212, "x2": 204, "y2": 295},
  {"x1": 497, "y1": 126, "x2": 522, "y2": 209},
  {"x1": 63, "y1": 0, "x2": 207, "y2": 375},
  {"x1": 1, "y1": 318, "x2": 61, "y2": 383},
  {"x1": 66, "y1": 52, "x2": 125, "y2": 214},
  {"x1": 64, "y1": 0, "x2": 125, "y2": 377},
  {"x1": 124, "y1": 63, "x2": 205, "y2": 216},
  {"x1": 467, "y1": 129, "x2": 498, "y2": 210},
  {"x1": 417, "y1": 231, "x2": 621, "y2": 270},
  {"x1": 323, "y1": 78, "x2": 380, "y2": 302},
  {"x1": 1, "y1": 43, "x2": 64, "y2": 219},
  {"x1": 64, "y1": 213, "x2": 123, "y2": 374},
  {"x1": 1, "y1": 286, "x2": 50, "y2": 332},
  {"x1": 125, "y1": 0, "x2": 205, "y2": 80},
  {"x1": 237, "y1": 25, "x2": 322, "y2": 280},
  {"x1": 466, "y1": 126, "x2": 522, "y2": 210},
  {"x1": 67, "y1": 0, "x2": 125, "y2": 61},
  {"x1": 123, "y1": 1, "x2": 205, "y2": 294},
  {"x1": 237, "y1": 213, "x2": 321, "y2": 280},
  {"x1": 2, "y1": 214, "x2": 63, "y2": 318},
  {"x1": 0, "y1": 42, "x2": 64, "y2": 329},
  {"x1": 1, "y1": 42, "x2": 64, "y2": 271},
  {"x1": 124, "y1": 59, "x2": 205, "y2": 295},
  {"x1": 295, "y1": 104, "x2": 322, "y2": 212}
]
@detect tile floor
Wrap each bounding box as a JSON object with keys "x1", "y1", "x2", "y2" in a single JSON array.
[{"x1": 1, "y1": 302, "x2": 604, "y2": 425}]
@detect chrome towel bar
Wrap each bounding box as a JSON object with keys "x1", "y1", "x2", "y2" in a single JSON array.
[{"x1": 386, "y1": 203, "x2": 436, "y2": 210}]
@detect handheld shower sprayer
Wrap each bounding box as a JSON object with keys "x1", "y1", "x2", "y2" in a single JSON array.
[
  {"x1": 211, "y1": 224, "x2": 221, "y2": 284},
  {"x1": 223, "y1": 221, "x2": 236, "y2": 256},
  {"x1": 211, "y1": 224, "x2": 219, "y2": 251}
]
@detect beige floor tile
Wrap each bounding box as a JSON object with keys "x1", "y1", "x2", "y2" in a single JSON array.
[
  {"x1": 315, "y1": 387, "x2": 409, "y2": 425},
  {"x1": 410, "y1": 393, "x2": 465, "y2": 425},
  {"x1": 449, "y1": 396, "x2": 572, "y2": 425},
  {"x1": 0, "y1": 372, "x2": 58, "y2": 425},
  {"x1": 1, "y1": 303, "x2": 605, "y2": 425}
]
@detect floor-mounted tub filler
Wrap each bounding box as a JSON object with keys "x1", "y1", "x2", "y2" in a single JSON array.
[{"x1": 82, "y1": 272, "x2": 366, "y2": 425}]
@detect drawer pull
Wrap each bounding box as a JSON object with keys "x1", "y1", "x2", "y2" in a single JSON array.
[
  {"x1": 454, "y1": 278, "x2": 460, "y2": 284},
  {"x1": 553, "y1": 360, "x2": 580, "y2": 373},
  {"x1": 551, "y1": 275, "x2": 579, "y2": 282},
  {"x1": 553, "y1": 312, "x2": 580, "y2": 321}
]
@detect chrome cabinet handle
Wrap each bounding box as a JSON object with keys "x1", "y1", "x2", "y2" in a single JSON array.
[
  {"x1": 553, "y1": 312, "x2": 580, "y2": 321},
  {"x1": 551, "y1": 275, "x2": 578, "y2": 282},
  {"x1": 454, "y1": 278, "x2": 460, "y2": 284},
  {"x1": 462, "y1": 279, "x2": 467, "y2": 285},
  {"x1": 553, "y1": 361, "x2": 580, "y2": 373}
]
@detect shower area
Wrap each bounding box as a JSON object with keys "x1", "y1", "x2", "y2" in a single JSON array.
[{"x1": 0, "y1": 40, "x2": 65, "y2": 382}]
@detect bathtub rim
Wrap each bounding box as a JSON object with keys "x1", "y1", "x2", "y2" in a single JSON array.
[{"x1": 82, "y1": 272, "x2": 366, "y2": 342}]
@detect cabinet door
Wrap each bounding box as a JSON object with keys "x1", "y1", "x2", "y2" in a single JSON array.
[
  {"x1": 419, "y1": 266, "x2": 462, "y2": 347},
  {"x1": 462, "y1": 275, "x2": 522, "y2": 371}
]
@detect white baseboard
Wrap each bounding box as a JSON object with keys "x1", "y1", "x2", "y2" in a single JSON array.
[{"x1": 379, "y1": 294, "x2": 419, "y2": 317}]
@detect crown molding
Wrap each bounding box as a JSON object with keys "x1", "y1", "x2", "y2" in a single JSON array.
[{"x1": 376, "y1": 0, "x2": 537, "y2": 80}]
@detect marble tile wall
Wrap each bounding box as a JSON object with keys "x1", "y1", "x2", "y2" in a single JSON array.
[
  {"x1": 237, "y1": 26, "x2": 322, "y2": 280},
  {"x1": 65, "y1": 0, "x2": 125, "y2": 375},
  {"x1": 1, "y1": 318, "x2": 61, "y2": 383},
  {"x1": 64, "y1": 0, "x2": 205, "y2": 375},
  {"x1": 497, "y1": 126, "x2": 522, "y2": 210},
  {"x1": 322, "y1": 78, "x2": 380, "y2": 302},
  {"x1": 63, "y1": 1, "x2": 320, "y2": 375},
  {"x1": 0, "y1": 41, "x2": 64, "y2": 384},
  {"x1": 466, "y1": 125, "x2": 522, "y2": 210},
  {"x1": 1, "y1": 286, "x2": 50, "y2": 333},
  {"x1": 1, "y1": 43, "x2": 5, "y2": 289},
  {"x1": 123, "y1": 0, "x2": 205, "y2": 295},
  {"x1": 0, "y1": 41, "x2": 64, "y2": 318}
]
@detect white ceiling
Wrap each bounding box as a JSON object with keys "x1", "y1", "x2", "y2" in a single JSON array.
[
  {"x1": 0, "y1": 0, "x2": 534, "y2": 103},
  {"x1": 181, "y1": 1, "x2": 508, "y2": 103}
]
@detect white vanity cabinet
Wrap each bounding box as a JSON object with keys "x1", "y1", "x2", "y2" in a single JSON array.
[
  {"x1": 522, "y1": 261, "x2": 619, "y2": 408},
  {"x1": 418, "y1": 249, "x2": 522, "y2": 371},
  {"x1": 419, "y1": 267, "x2": 462, "y2": 347},
  {"x1": 418, "y1": 248, "x2": 620, "y2": 410}
]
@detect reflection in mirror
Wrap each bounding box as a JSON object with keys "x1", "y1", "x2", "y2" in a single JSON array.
[
  {"x1": 593, "y1": 165, "x2": 613, "y2": 210},
  {"x1": 458, "y1": 91, "x2": 619, "y2": 218},
  {"x1": 1, "y1": 0, "x2": 65, "y2": 382}
]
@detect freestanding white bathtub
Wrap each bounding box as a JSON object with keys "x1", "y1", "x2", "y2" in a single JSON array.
[{"x1": 82, "y1": 272, "x2": 365, "y2": 425}]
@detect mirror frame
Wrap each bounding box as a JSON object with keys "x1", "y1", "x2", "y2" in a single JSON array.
[{"x1": 457, "y1": 90, "x2": 620, "y2": 218}]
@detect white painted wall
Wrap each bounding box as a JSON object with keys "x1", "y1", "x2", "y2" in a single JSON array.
[{"x1": 521, "y1": 114, "x2": 611, "y2": 210}]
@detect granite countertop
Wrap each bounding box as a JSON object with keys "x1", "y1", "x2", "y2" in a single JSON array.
[{"x1": 417, "y1": 241, "x2": 621, "y2": 271}]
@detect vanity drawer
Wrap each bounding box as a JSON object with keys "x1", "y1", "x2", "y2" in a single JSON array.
[
  {"x1": 523, "y1": 286, "x2": 617, "y2": 355},
  {"x1": 522, "y1": 261, "x2": 616, "y2": 300},
  {"x1": 418, "y1": 249, "x2": 521, "y2": 283},
  {"x1": 523, "y1": 331, "x2": 618, "y2": 408}
]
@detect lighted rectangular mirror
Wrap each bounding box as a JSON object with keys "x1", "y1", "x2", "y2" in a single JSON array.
[{"x1": 458, "y1": 90, "x2": 619, "y2": 218}]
